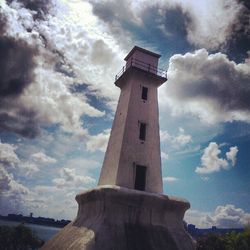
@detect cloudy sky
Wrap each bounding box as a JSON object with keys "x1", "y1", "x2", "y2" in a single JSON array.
[{"x1": 0, "y1": 0, "x2": 250, "y2": 229}]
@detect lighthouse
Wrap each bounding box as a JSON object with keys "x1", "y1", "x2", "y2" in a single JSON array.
[
  {"x1": 99, "y1": 46, "x2": 166, "y2": 193},
  {"x1": 42, "y1": 46, "x2": 195, "y2": 250}
]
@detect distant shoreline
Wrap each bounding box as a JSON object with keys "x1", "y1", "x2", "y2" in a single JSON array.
[
  {"x1": 0, "y1": 214, "x2": 71, "y2": 228},
  {"x1": 0, "y1": 214, "x2": 244, "y2": 238}
]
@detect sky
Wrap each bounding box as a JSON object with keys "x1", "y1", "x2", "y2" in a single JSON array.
[{"x1": 0, "y1": 0, "x2": 250, "y2": 229}]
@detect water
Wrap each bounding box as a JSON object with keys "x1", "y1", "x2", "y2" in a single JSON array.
[{"x1": 0, "y1": 219, "x2": 61, "y2": 241}]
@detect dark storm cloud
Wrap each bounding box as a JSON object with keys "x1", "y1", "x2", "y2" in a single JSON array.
[
  {"x1": 166, "y1": 49, "x2": 250, "y2": 123},
  {"x1": 0, "y1": 12, "x2": 40, "y2": 137},
  {"x1": 0, "y1": 109, "x2": 40, "y2": 139},
  {"x1": 91, "y1": 0, "x2": 193, "y2": 56},
  {"x1": 0, "y1": 3, "x2": 93, "y2": 138},
  {"x1": 90, "y1": 0, "x2": 136, "y2": 50},
  {"x1": 6, "y1": 0, "x2": 52, "y2": 21},
  {"x1": 0, "y1": 14, "x2": 7, "y2": 34},
  {"x1": 91, "y1": 1, "x2": 115, "y2": 23},
  {"x1": 224, "y1": 0, "x2": 250, "y2": 62},
  {"x1": 0, "y1": 38, "x2": 37, "y2": 97},
  {"x1": 53, "y1": 49, "x2": 75, "y2": 77},
  {"x1": 181, "y1": 61, "x2": 250, "y2": 111},
  {"x1": 162, "y1": 6, "x2": 192, "y2": 40},
  {"x1": 0, "y1": 15, "x2": 37, "y2": 97},
  {"x1": 143, "y1": 5, "x2": 194, "y2": 55}
]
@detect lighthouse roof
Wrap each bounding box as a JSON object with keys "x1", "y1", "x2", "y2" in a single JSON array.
[{"x1": 124, "y1": 46, "x2": 161, "y2": 61}]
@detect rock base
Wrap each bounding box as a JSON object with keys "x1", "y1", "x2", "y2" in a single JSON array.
[{"x1": 42, "y1": 186, "x2": 195, "y2": 250}]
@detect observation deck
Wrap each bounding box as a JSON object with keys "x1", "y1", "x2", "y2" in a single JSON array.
[{"x1": 115, "y1": 57, "x2": 167, "y2": 82}]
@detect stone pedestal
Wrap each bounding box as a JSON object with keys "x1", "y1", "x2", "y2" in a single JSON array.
[{"x1": 42, "y1": 186, "x2": 195, "y2": 250}]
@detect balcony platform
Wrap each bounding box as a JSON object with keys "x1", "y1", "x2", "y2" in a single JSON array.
[{"x1": 115, "y1": 62, "x2": 167, "y2": 88}]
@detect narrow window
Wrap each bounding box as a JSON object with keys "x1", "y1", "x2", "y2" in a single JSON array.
[
  {"x1": 139, "y1": 123, "x2": 146, "y2": 140},
  {"x1": 134, "y1": 165, "x2": 146, "y2": 191},
  {"x1": 141, "y1": 86, "x2": 148, "y2": 100}
]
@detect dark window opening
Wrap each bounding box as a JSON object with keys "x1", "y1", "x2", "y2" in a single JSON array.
[
  {"x1": 134, "y1": 165, "x2": 146, "y2": 191},
  {"x1": 139, "y1": 123, "x2": 146, "y2": 140},
  {"x1": 141, "y1": 86, "x2": 148, "y2": 100}
]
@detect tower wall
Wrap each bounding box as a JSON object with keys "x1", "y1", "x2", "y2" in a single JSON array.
[
  {"x1": 98, "y1": 46, "x2": 166, "y2": 194},
  {"x1": 116, "y1": 70, "x2": 163, "y2": 193},
  {"x1": 98, "y1": 77, "x2": 132, "y2": 186},
  {"x1": 99, "y1": 69, "x2": 164, "y2": 193}
]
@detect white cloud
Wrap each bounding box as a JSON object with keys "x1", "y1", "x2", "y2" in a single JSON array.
[
  {"x1": 19, "y1": 162, "x2": 39, "y2": 177},
  {"x1": 53, "y1": 167, "x2": 96, "y2": 188},
  {"x1": 0, "y1": 164, "x2": 31, "y2": 200},
  {"x1": 21, "y1": 56, "x2": 105, "y2": 135},
  {"x1": 201, "y1": 176, "x2": 210, "y2": 181},
  {"x1": 160, "y1": 130, "x2": 172, "y2": 141},
  {"x1": 0, "y1": 142, "x2": 38, "y2": 214},
  {"x1": 185, "y1": 209, "x2": 210, "y2": 228},
  {"x1": 90, "y1": 0, "x2": 243, "y2": 50},
  {"x1": 0, "y1": 139, "x2": 62, "y2": 215},
  {"x1": 163, "y1": 176, "x2": 179, "y2": 183},
  {"x1": 34, "y1": 185, "x2": 58, "y2": 194},
  {"x1": 161, "y1": 151, "x2": 169, "y2": 160},
  {"x1": 65, "y1": 157, "x2": 101, "y2": 174},
  {"x1": 0, "y1": 166, "x2": 13, "y2": 193},
  {"x1": 33, "y1": 0, "x2": 123, "y2": 101},
  {"x1": 195, "y1": 142, "x2": 238, "y2": 174},
  {"x1": 183, "y1": 0, "x2": 242, "y2": 49},
  {"x1": 86, "y1": 129, "x2": 110, "y2": 152},
  {"x1": 207, "y1": 204, "x2": 250, "y2": 228},
  {"x1": 174, "y1": 145, "x2": 201, "y2": 157},
  {"x1": 0, "y1": 142, "x2": 31, "y2": 194},
  {"x1": 0, "y1": 141, "x2": 58, "y2": 177},
  {"x1": 1, "y1": 0, "x2": 247, "y2": 139},
  {"x1": 185, "y1": 204, "x2": 250, "y2": 228},
  {"x1": 164, "y1": 49, "x2": 250, "y2": 124},
  {"x1": 174, "y1": 127, "x2": 192, "y2": 146},
  {"x1": 0, "y1": 136, "x2": 102, "y2": 217},
  {"x1": 31, "y1": 152, "x2": 57, "y2": 164},
  {"x1": 161, "y1": 127, "x2": 192, "y2": 148},
  {"x1": 0, "y1": 139, "x2": 64, "y2": 209},
  {"x1": 226, "y1": 146, "x2": 239, "y2": 166},
  {"x1": 0, "y1": 140, "x2": 20, "y2": 167},
  {"x1": 0, "y1": 2, "x2": 113, "y2": 138}
]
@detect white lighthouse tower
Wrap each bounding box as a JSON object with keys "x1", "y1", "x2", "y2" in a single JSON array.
[
  {"x1": 42, "y1": 46, "x2": 195, "y2": 250},
  {"x1": 99, "y1": 46, "x2": 166, "y2": 193}
]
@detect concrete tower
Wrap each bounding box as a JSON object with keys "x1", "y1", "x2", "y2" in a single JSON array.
[
  {"x1": 99, "y1": 46, "x2": 166, "y2": 193},
  {"x1": 42, "y1": 46, "x2": 195, "y2": 250}
]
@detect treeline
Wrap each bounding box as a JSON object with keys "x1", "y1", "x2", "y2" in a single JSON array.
[
  {"x1": 196, "y1": 228, "x2": 250, "y2": 250},
  {"x1": 0, "y1": 224, "x2": 249, "y2": 250},
  {"x1": 0, "y1": 224, "x2": 44, "y2": 250}
]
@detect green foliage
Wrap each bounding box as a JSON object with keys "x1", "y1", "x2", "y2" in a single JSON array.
[
  {"x1": 197, "y1": 233, "x2": 226, "y2": 250},
  {"x1": 197, "y1": 228, "x2": 250, "y2": 250},
  {"x1": 0, "y1": 224, "x2": 44, "y2": 250}
]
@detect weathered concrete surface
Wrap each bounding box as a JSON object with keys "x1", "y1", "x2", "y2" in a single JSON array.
[
  {"x1": 42, "y1": 186, "x2": 195, "y2": 250},
  {"x1": 99, "y1": 46, "x2": 166, "y2": 194}
]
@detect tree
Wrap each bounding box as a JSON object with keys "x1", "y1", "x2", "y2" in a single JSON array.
[
  {"x1": 0, "y1": 224, "x2": 44, "y2": 250},
  {"x1": 197, "y1": 233, "x2": 226, "y2": 250},
  {"x1": 196, "y1": 228, "x2": 250, "y2": 250}
]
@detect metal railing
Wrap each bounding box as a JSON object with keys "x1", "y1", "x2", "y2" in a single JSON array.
[{"x1": 115, "y1": 58, "x2": 167, "y2": 81}]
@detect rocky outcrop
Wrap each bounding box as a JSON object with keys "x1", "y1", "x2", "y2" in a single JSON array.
[{"x1": 42, "y1": 186, "x2": 195, "y2": 250}]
